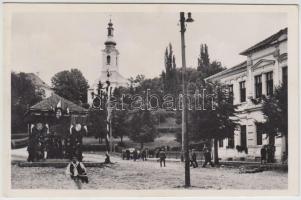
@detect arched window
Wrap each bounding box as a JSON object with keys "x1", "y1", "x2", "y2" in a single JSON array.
[{"x1": 107, "y1": 55, "x2": 111, "y2": 65}]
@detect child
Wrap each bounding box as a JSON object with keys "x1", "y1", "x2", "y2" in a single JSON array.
[{"x1": 66, "y1": 156, "x2": 89, "y2": 189}]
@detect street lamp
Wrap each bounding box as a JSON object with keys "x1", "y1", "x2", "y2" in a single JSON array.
[{"x1": 180, "y1": 12, "x2": 194, "y2": 187}]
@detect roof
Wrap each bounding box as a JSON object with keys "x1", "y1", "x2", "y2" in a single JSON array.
[
  {"x1": 25, "y1": 73, "x2": 52, "y2": 90},
  {"x1": 240, "y1": 28, "x2": 287, "y2": 55},
  {"x1": 92, "y1": 71, "x2": 128, "y2": 88},
  {"x1": 205, "y1": 61, "x2": 247, "y2": 82},
  {"x1": 30, "y1": 93, "x2": 88, "y2": 114}
]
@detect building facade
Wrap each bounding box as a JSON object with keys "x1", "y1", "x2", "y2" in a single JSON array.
[
  {"x1": 205, "y1": 28, "x2": 288, "y2": 162},
  {"x1": 87, "y1": 19, "x2": 127, "y2": 105}
]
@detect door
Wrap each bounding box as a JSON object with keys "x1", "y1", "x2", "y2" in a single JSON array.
[{"x1": 240, "y1": 125, "x2": 247, "y2": 148}]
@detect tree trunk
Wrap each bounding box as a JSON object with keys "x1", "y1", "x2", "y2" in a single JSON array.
[
  {"x1": 140, "y1": 142, "x2": 144, "y2": 149},
  {"x1": 98, "y1": 137, "x2": 101, "y2": 144},
  {"x1": 213, "y1": 138, "x2": 219, "y2": 165},
  {"x1": 120, "y1": 136, "x2": 123, "y2": 143}
]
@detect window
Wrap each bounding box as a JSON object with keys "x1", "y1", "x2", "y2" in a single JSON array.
[
  {"x1": 228, "y1": 84, "x2": 233, "y2": 104},
  {"x1": 106, "y1": 55, "x2": 111, "y2": 65},
  {"x1": 256, "y1": 123, "x2": 263, "y2": 145},
  {"x1": 239, "y1": 81, "x2": 246, "y2": 102},
  {"x1": 228, "y1": 134, "x2": 235, "y2": 148},
  {"x1": 240, "y1": 125, "x2": 247, "y2": 148},
  {"x1": 282, "y1": 67, "x2": 287, "y2": 87},
  {"x1": 219, "y1": 139, "x2": 223, "y2": 147},
  {"x1": 266, "y1": 72, "x2": 273, "y2": 96},
  {"x1": 255, "y1": 75, "x2": 262, "y2": 98}
]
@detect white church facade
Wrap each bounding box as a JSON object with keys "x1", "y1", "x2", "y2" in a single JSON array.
[
  {"x1": 87, "y1": 19, "x2": 127, "y2": 105},
  {"x1": 205, "y1": 28, "x2": 288, "y2": 162}
]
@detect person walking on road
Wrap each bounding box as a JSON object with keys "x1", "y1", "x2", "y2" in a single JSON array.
[
  {"x1": 159, "y1": 148, "x2": 166, "y2": 167},
  {"x1": 260, "y1": 145, "x2": 267, "y2": 164},
  {"x1": 202, "y1": 145, "x2": 214, "y2": 168},
  {"x1": 190, "y1": 149, "x2": 198, "y2": 168},
  {"x1": 66, "y1": 156, "x2": 89, "y2": 189}
]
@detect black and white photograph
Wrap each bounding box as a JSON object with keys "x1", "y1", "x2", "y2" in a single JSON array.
[{"x1": 3, "y1": 2, "x2": 299, "y2": 197}]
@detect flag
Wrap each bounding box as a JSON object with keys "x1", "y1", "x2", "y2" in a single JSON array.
[{"x1": 57, "y1": 100, "x2": 62, "y2": 109}]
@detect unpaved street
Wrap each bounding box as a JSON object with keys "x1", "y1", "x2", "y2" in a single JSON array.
[{"x1": 11, "y1": 154, "x2": 287, "y2": 190}]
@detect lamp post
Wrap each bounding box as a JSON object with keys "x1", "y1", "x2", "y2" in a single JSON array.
[{"x1": 180, "y1": 11, "x2": 193, "y2": 187}]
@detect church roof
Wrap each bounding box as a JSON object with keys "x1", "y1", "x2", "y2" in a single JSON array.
[{"x1": 92, "y1": 71, "x2": 128, "y2": 88}]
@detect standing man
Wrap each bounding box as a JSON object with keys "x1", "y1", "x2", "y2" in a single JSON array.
[
  {"x1": 159, "y1": 148, "x2": 166, "y2": 167},
  {"x1": 191, "y1": 149, "x2": 198, "y2": 168},
  {"x1": 202, "y1": 145, "x2": 214, "y2": 168},
  {"x1": 260, "y1": 145, "x2": 267, "y2": 164},
  {"x1": 133, "y1": 149, "x2": 138, "y2": 161}
]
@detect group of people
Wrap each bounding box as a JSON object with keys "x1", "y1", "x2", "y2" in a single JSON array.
[
  {"x1": 260, "y1": 144, "x2": 276, "y2": 164},
  {"x1": 122, "y1": 148, "x2": 148, "y2": 161},
  {"x1": 27, "y1": 119, "x2": 87, "y2": 162}
]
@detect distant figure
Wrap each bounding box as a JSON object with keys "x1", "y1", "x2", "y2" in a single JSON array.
[
  {"x1": 266, "y1": 144, "x2": 275, "y2": 163},
  {"x1": 126, "y1": 149, "x2": 130, "y2": 160},
  {"x1": 202, "y1": 146, "x2": 214, "y2": 168},
  {"x1": 133, "y1": 149, "x2": 138, "y2": 161},
  {"x1": 104, "y1": 152, "x2": 111, "y2": 164},
  {"x1": 141, "y1": 149, "x2": 146, "y2": 161},
  {"x1": 159, "y1": 149, "x2": 166, "y2": 167},
  {"x1": 66, "y1": 156, "x2": 88, "y2": 189},
  {"x1": 260, "y1": 145, "x2": 267, "y2": 164},
  {"x1": 190, "y1": 149, "x2": 198, "y2": 168}
]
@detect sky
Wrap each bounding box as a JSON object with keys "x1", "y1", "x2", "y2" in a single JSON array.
[{"x1": 9, "y1": 11, "x2": 287, "y2": 87}]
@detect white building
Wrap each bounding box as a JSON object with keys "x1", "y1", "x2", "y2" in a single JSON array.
[
  {"x1": 205, "y1": 28, "x2": 288, "y2": 162},
  {"x1": 87, "y1": 19, "x2": 127, "y2": 105}
]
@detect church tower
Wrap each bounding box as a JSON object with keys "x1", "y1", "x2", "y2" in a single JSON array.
[
  {"x1": 102, "y1": 19, "x2": 119, "y2": 73},
  {"x1": 87, "y1": 19, "x2": 127, "y2": 105}
]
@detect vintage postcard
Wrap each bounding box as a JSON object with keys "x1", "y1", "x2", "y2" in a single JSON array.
[{"x1": 2, "y1": 2, "x2": 299, "y2": 197}]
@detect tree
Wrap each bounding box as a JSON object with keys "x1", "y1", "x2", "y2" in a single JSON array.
[
  {"x1": 128, "y1": 109, "x2": 158, "y2": 149},
  {"x1": 197, "y1": 44, "x2": 225, "y2": 77},
  {"x1": 11, "y1": 72, "x2": 43, "y2": 133},
  {"x1": 86, "y1": 109, "x2": 107, "y2": 143},
  {"x1": 162, "y1": 43, "x2": 178, "y2": 95},
  {"x1": 110, "y1": 87, "x2": 130, "y2": 144},
  {"x1": 51, "y1": 69, "x2": 89, "y2": 104},
  {"x1": 111, "y1": 109, "x2": 128, "y2": 144},
  {"x1": 176, "y1": 82, "x2": 237, "y2": 164},
  {"x1": 262, "y1": 83, "x2": 288, "y2": 156},
  {"x1": 197, "y1": 44, "x2": 210, "y2": 73}
]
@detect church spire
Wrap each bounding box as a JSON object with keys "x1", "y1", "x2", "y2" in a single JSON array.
[
  {"x1": 107, "y1": 18, "x2": 114, "y2": 37},
  {"x1": 105, "y1": 18, "x2": 116, "y2": 46}
]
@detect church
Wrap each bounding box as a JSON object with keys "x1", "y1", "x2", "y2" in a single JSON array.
[{"x1": 87, "y1": 19, "x2": 128, "y2": 105}]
